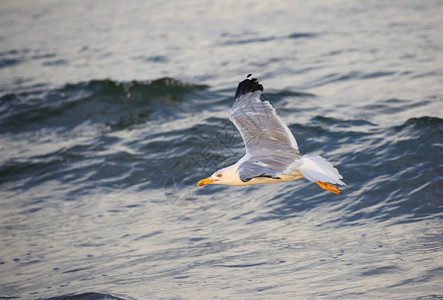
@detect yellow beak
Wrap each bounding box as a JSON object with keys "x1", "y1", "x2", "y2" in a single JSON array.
[{"x1": 197, "y1": 177, "x2": 214, "y2": 186}]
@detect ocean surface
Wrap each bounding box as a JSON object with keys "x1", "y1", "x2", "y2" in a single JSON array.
[{"x1": 1, "y1": 1, "x2": 442, "y2": 299}]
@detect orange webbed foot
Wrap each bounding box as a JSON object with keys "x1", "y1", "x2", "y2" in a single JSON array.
[{"x1": 316, "y1": 181, "x2": 341, "y2": 194}]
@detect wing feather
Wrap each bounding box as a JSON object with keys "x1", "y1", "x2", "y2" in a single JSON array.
[{"x1": 230, "y1": 76, "x2": 301, "y2": 180}]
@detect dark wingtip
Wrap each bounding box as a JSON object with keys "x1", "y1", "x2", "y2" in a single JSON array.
[{"x1": 234, "y1": 74, "x2": 263, "y2": 99}]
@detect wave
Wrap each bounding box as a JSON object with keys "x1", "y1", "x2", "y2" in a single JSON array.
[
  {"x1": 221, "y1": 32, "x2": 317, "y2": 46},
  {"x1": 0, "y1": 78, "x2": 208, "y2": 134},
  {"x1": 39, "y1": 292, "x2": 128, "y2": 300}
]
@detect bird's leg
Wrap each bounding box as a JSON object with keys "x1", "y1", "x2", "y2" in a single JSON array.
[{"x1": 316, "y1": 181, "x2": 341, "y2": 194}]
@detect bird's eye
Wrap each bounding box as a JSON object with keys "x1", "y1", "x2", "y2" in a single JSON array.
[{"x1": 217, "y1": 174, "x2": 222, "y2": 178}]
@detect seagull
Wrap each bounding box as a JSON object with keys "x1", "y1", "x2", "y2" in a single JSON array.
[{"x1": 197, "y1": 75, "x2": 345, "y2": 194}]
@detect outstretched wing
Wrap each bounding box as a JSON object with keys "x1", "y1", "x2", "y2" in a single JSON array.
[{"x1": 230, "y1": 76, "x2": 301, "y2": 182}]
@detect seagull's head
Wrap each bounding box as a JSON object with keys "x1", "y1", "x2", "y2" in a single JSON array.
[
  {"x1": 197, "y1": 166, "x2": 237, "y2": 186},
  {"x1": 197, "y1": 169, "x2": 225, "y2": 186}
]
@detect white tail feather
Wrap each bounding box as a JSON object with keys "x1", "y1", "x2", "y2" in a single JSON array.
[{"x1": 298, "y1": 155, "x2": 345, "y2": 185}]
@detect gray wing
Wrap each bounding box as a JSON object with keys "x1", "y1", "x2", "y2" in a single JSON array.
[
  {"x1": 230, "y1": 77, "x2": 301, "y2": 182},
  {"x1": 236, "y1": 155, "x2": 299, "y2": 182}
]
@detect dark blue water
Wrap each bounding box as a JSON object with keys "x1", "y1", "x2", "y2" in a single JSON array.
[{"x1": 1, "y1": 1, "x2": 442, "y2": 299}]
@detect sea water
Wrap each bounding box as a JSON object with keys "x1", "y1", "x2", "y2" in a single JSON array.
[{"x1": 0, "y1": 1, "x2": 442, "y2": 299}]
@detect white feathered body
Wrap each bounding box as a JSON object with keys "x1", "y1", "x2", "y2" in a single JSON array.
[{"x1": 212, "y1": 154, "x2": 344, "y2": 186}]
